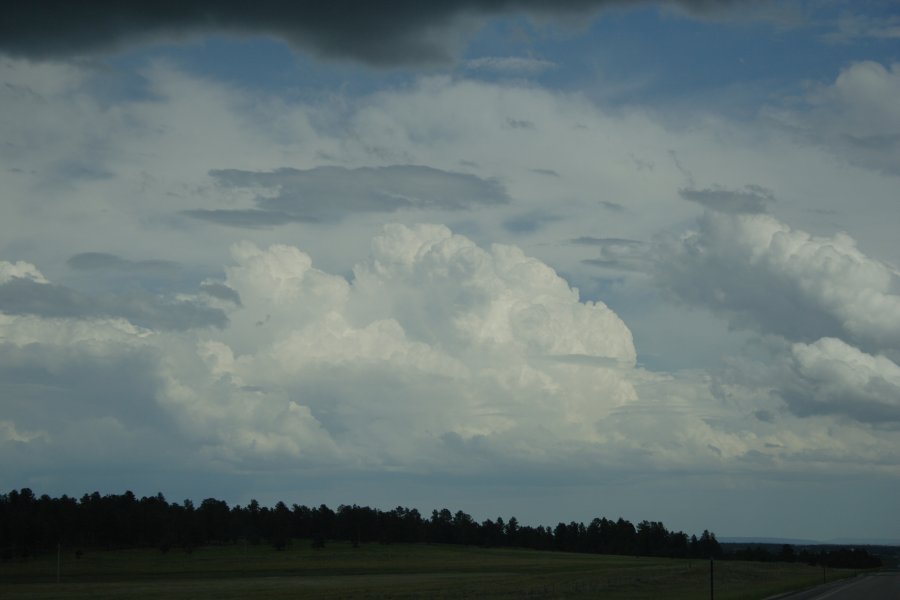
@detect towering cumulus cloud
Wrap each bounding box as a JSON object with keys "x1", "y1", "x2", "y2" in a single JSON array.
[
  {"x1": 183, "y1": 224, "x2": 638, "y2": 469},
  {"x1": 0, "y1": 226, "x2": 638, "y2": 476}
]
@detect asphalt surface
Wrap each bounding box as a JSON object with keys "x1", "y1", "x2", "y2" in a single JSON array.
[{"x1": 773, "y1": 571, "x2": 900, "y2": 600}]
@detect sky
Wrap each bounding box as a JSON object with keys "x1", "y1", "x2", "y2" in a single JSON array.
[{"x1": 1, "y1": 0, "x2": 900, "y2": 543}]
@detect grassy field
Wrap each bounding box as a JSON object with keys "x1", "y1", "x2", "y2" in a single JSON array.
[{"x1": 0, "y1": 541, "x2": 858, "y2": 599}]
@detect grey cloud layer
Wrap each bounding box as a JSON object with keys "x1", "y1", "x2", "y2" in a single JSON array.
[
  {"x1": 187, "y1": 165, "x2": 509, "y2": 227},
  {"x1": 67, "y1": 252, "x2": 179, "y2": 272},
  {"x1": 1, "y1": 1, "x2": 743, "y2": 64},
  {"x1": 0, "y1": 342, "x2": 167, "y2": 433},
  {"x1": 0, "y1": 277, "x2": 226, "y2": 331}
]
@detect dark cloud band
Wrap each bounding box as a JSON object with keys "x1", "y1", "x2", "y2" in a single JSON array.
[
  {"x1": 1, "y1": 1, "x2": 742, "y2": 65},
  {"x1": 0, "y1": 277, "x2": 226, "y2": 331},
  {"x1": 67, "y1": 252, "x2": 179, "y2": 272},
  {"x1": 186, "y1": 165, "x2": 509, "y2": 227},
  {"x1": 678, "y1": 185, "x2": 775, "y2": 214}
]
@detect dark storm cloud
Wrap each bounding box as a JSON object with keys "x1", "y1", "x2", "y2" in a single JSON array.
[
  {"x1": 186, "y1": 165, "x2": 509, "y2": 228},
  {"x1": 0, "y1": 277, "x2": 226, "y2": 330},
  {"x1": 679, "y1": 184, "x2": 775, "y2": 214},
  {"x1": 67, "y1": 252, "x2": 180, "y2": 272},
  {"x1": 0, "y1": 1, "x2": 740, "y2": 65}
]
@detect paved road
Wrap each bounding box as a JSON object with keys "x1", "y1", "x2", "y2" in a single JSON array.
[{"x1": 774, "y1": 572, "x2": 900, "y2": 600}]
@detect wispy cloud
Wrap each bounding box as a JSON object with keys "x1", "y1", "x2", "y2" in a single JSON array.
[
  {"x1": 465, "y1": 56, "x2": 556, "y2": 74},
  {"x1": 67, "y1": 252, "x2": 179, "y2": 272},
  {"x1": 185, "y1": 165, "x2": 509, "y2": 228},
  {"x1": 678, "y1": 184, "x2": 775, "y2": 214}
]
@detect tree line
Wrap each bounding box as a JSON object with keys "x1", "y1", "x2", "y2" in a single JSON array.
[
  {"x1": 0, "y1": 488, "x2": 879, "y2": 569},
  {"x1": 730, "y1": 543, "x2": 882, "y2": 569},
  {"x1": 0, "y1": 488, "x2": 719, "y2": 560}
]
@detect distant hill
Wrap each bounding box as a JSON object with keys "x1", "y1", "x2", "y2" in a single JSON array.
[
  {"x1": 720, "y1": 537, "x2": 820, "y2": 546},
  {"x1": 825, "y1": 538, "x2": 900, "y2": 547},
  {"x1": 722, "y1": 536, "x2": 900, "y2": 547}
]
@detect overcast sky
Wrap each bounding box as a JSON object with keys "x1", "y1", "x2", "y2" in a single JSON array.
[{"x1": 2, "y1": 0, "x2": 900, "y2": 543}]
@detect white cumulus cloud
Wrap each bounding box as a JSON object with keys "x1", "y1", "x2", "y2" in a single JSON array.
[
  {"x1": 656, "y1": 210, "x2": 900, "y2": 351},
  {"x1": 0, "y1": 259, "x2": 47, "y2": 284},
  {"x1": 195, "y1": 224, "x2": 639, "y2": 470},
  {"x1": 784, "y1": 337, "x2": 900, "y2": 423},
  {"x1": 766, "y1": 61, "x2": 900, "y2": 174}
]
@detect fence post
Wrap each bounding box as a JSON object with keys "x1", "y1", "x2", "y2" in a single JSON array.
[{"x1": 710, "y1": 556, "x2": 714, "y2": 600}]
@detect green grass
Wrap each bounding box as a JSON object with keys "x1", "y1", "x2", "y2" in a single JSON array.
[{"x1": 0, "y1": 541, "x2": 859, "y2": 599}]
